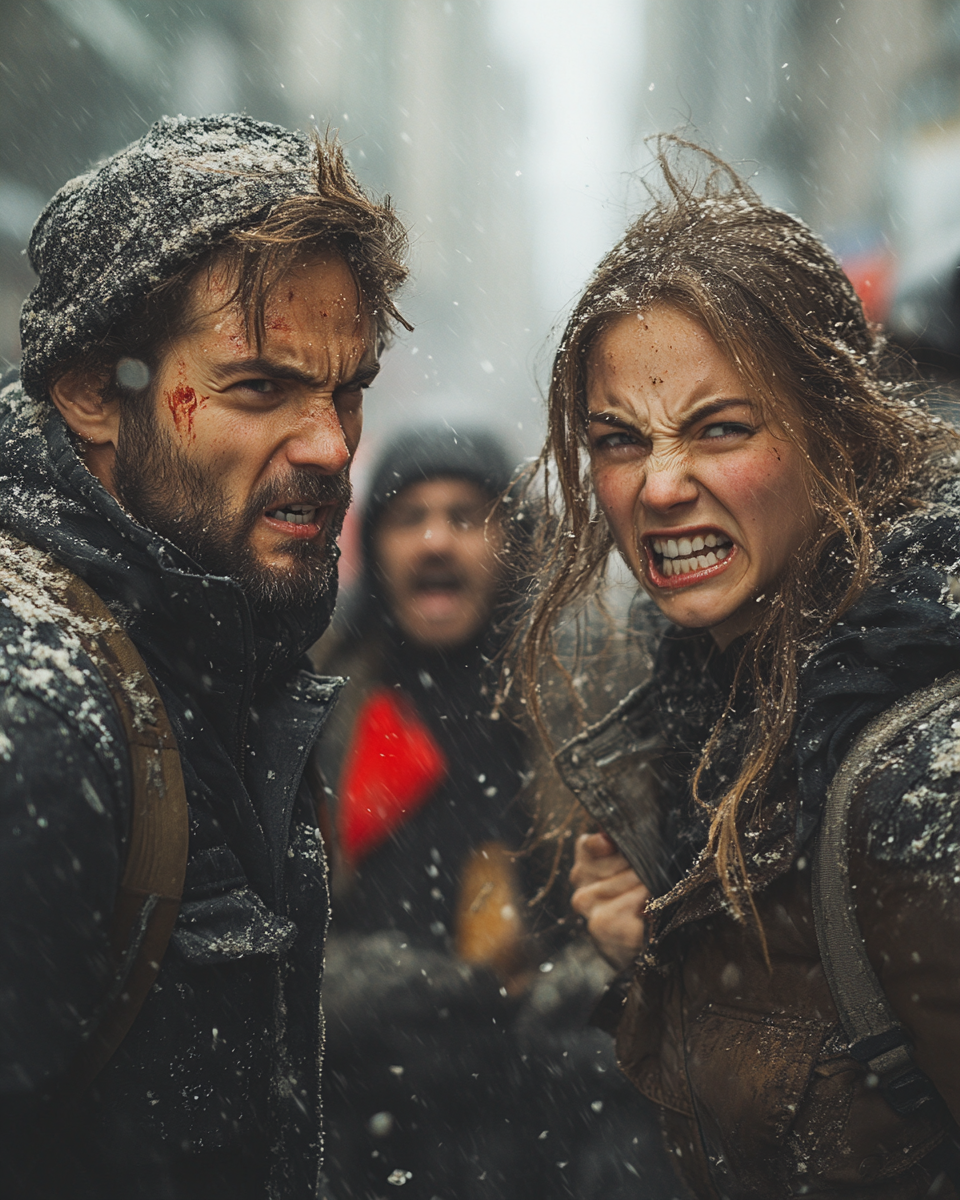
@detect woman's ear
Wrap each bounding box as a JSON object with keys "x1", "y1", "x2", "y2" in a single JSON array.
[{"x1": 49, "y1": 367, "x2": 121, "y2": 447}]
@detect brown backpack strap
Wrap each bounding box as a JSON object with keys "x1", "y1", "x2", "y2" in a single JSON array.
[
  {"x1": 0, "y1": 533, "x2": 188, "y2": 1100},
  {"x1": 812, "y1": 671, "x2": 960, "y2": 1187}
]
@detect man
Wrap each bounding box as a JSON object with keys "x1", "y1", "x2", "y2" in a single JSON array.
[
  {"x1": 314, "y1": 426, "x2": 529, "y2": 946},
  {"x1": 313, "y1": 425, "x2": 540, "y2": 1200},
  {"x1": 0, "y1": 114, "x2": 407, "y2": 1199},
  {"x1": 313, "y1": 427, "x2": 677, "y2": 1200}
]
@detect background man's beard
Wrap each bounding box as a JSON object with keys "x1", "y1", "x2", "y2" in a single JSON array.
[{"x1": 113, "y1": 399, "x2": 351, "y2": 611}]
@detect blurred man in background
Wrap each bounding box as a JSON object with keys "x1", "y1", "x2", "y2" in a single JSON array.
[{"x1": 313, "y1": 425, "x2": 678, "y2": 1200}]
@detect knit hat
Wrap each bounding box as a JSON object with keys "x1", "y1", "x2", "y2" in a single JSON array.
[
  {"x1": 20, "y1": 113, "x2": 326, "y2": 400},
  {"x1": 363, "y1": 424, "x2": 514, "y2": 550}
]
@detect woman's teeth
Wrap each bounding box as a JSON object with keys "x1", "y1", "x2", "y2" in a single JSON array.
[
  {"x1": 651, "y1": 533, "x2": 731, "y2": 577},
  {"x1": 268, "y1": 504, "x2": 317, "y2": 525}
]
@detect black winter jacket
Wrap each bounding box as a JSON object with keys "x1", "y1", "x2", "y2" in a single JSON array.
[{"x1": 0, "y1": 381, "x2": 341, "y2": 1200}]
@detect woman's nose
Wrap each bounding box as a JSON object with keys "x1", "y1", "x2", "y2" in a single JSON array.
[{"x1": 639, "y1": 454, "x2": 699, "y2": 512}]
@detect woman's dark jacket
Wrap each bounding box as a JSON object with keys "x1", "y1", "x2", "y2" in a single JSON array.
[
  {"x1": 556, "y1": 480, "x2": 960, "y2": 1199},
  {"x1": 0, "y1": 381, "x2": 341, "y2": 1200}
]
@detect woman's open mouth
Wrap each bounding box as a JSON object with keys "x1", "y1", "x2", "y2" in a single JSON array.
[{"x1": 645, "y1": 530, "x2": 736, "y2": 588}]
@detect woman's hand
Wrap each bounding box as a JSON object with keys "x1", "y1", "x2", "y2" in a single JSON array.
[{"x1": 570, "y1": 831, "x2": 650, "y2": 971}]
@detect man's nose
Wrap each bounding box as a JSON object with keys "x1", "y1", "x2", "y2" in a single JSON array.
[
  {"x1": 284, "y1": 401, "x2": 351, "y2": 475},
  {"x1": 639, "y1": 453, "x2": 699, "y2": 512},
  {"x1": 421, "y1": 517, "x2": 456, "y2": 550}
]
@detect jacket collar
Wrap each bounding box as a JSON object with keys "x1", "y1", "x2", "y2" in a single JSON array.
[
  {"x1": 0, "y1": 382, "x2": 337, "y2": 752},
  {"x1": 794, "y1": 482, "x2": 960, "y2": 847}
]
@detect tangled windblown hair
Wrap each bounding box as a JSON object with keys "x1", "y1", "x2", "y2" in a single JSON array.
[
  {"x1": 518, "y1": 137, "x2": 958, "y2": 919},
  {"x1": 70, "y1": 129, "x2": 410, "y2": 388}
]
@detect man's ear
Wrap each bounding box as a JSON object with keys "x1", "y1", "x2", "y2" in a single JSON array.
[
  {"x1": 49, "y1": 367, "x2": 121, "y2": 447},
  {"x1": 49, "y1": 367, "x2": 122, "y2": 498}
]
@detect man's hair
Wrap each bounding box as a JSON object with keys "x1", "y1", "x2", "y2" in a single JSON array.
[
  {"x1": 516, "y1": 136, "x2": 958, "y2": 929},
  {"x1": 69, "y1": 132, "x2": 409, "y2": 389}
]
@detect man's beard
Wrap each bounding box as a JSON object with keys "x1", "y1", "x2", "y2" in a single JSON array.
[{"x1": 113, "y1": 397, "x2": 351, "y2": 612}]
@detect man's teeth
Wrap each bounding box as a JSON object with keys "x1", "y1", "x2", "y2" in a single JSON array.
[
  {"x1": 652, "y1": 534, "x2": 731, "y2": 577},
  {"x1": 268, "y1": 504, "x2": 318, "y2": 525}
]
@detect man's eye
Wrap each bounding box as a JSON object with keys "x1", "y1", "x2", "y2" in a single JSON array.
[
  {"x1": 391, "y1": 511, "x2": 425, "y2": 529},
  {"x1": 239, "y1": 379, "x2": 277, "y2": 395},
  {"x1": 701, "y1": 422, "x2": 752, "y2": 440},
  {"x1": 337, "y1": 381, "x2": 370, "y2": 399}
]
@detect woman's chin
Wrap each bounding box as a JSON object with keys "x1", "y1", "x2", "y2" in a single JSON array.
[{"x1": 644, "y1": 586, "x2": 752, "y2": 641}]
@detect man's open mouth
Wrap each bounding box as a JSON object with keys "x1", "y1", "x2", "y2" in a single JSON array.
[
  {"x1": 265, "y1": 504, "x2": 320, "y2": 526},
  {"x1": 646, "y1": 530, "x2": 734, "y2": 583},
  {"x1": 413, "y1": 572, "x2": 463, "y2": 595}
]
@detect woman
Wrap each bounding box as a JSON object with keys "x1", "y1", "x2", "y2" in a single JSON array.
[{"x1": 519, "y1": 141, "x2": 960, "y2": 1198}]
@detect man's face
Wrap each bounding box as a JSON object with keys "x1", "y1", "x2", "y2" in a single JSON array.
[
  {"x1": 373, "y1": 477, "x2": 504, "y2": 650},
  {"x1": 113, "y1": 252, "x2": 378, "y2": 609}
]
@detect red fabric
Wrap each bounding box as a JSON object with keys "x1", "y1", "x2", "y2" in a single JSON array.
[{"x1": 338, "y1": 688, "x2": 447, "y2": 863}]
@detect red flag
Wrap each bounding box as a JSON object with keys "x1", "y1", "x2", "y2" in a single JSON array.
[{"x1": 338, "y1": 688, "x2": 447, "y2": 863}]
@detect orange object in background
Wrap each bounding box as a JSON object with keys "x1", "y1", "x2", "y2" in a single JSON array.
[
  {"x1": 841, "y1": 245, "x2": 896, "y2": 325},
  {"x1": 338, "y1": 688, "x2": 447, "y2": 863},
  {"x1": 454, "y1": 841, "x2": 530, "y2": 991}
]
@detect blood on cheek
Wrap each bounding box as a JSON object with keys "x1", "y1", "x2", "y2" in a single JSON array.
[{"x1": 165, "y1": 381, "x2": 207, "y2": 438}]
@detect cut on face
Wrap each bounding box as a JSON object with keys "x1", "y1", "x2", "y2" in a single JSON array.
[
  {"x1": 585, "y1": 304, "x2": 815, "y2": 647},
  {"x1": 112, "y1": 252, "x2": 374, "y2": 609}
]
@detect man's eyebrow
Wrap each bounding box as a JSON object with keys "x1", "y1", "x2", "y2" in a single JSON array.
[
  {"x1": 210, "y1": 357, "x2": 381, "y2": 388},
  {"x1": 345, "y1": 362, "x2": 381, "y2": 387}
]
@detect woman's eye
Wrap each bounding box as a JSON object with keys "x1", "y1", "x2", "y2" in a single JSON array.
[
  {"x1": 594, "y1": 431, "x2": 641, "y2": 451},
  {"x1": 701, "y1": 422, "x2": 752, "y2": 440}
]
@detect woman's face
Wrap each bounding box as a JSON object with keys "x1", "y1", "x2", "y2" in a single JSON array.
[{"x1": 585, "y1": 305, "x2": 815, "y2": 647}]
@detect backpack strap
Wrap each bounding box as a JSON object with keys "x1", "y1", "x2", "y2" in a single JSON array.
[
  {"x1": 812, "y1": 670, "x2": 960, "y2": 1187},
  {"x1": 0, "y1": 533, "x2": 188, "y2": 1100}
]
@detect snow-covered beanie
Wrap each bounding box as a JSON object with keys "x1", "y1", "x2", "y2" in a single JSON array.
[{"x1": 19, "y1": 113, "x2": 328, "y2": 401}]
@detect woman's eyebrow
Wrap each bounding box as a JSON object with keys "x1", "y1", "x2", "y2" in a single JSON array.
[
  {"x1": 586, "y1": 410, "x2": 638, "y2": 429},
  {"x1": 587, "y1": 398, "x2": 753, "y2": 434},
  {"x1": 677, "y1": 397, "x2": 754, "y2": 434}
]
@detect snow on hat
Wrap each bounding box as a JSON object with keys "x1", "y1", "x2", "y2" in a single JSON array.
[
  {"x1": 20, "y1": 113, "x2": 327, "y2": 400},
  {"x1": 365, "y1": 424, "x2": 514, "y2": 533}
]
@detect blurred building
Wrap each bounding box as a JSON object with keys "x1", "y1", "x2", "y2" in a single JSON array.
[
  {"x1": 0, "y1": 0, "x2": 538, "y2": 457},
  {"x1": 7, "y1": 0, "x2": 960, "y2": 415},
  {"x1": 639, "y1": 0, "x2": 960, "y2": 374},
  {"x1": 0, "y1": 0, "x2": 288, "y2": 367},
  {"x1": 278, "y1": 0, "x2": 536, "y2": 451}
]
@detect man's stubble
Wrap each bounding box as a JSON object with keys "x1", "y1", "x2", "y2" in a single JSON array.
[{"x1": 112, "y1": 390, "x2": 351, "y2": 611}]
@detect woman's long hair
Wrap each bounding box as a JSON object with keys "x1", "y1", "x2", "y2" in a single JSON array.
[{"x1": 517, "y1": 137, "x2": 958, "y2": 920}]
